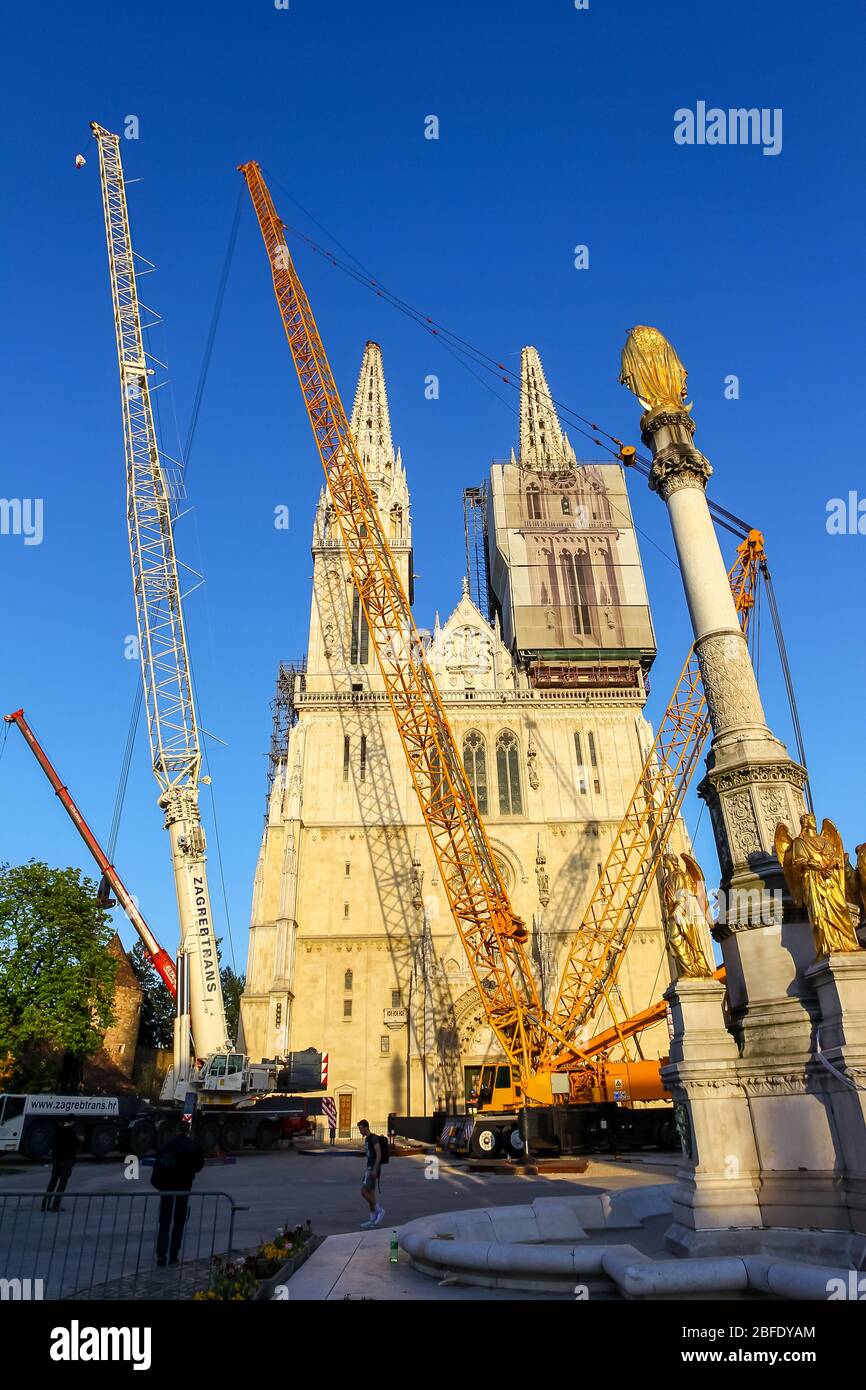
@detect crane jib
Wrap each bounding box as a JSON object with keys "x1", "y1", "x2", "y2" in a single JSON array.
[{"x1": 239, "y1": 158, "x2": 769, "y2": 1084}]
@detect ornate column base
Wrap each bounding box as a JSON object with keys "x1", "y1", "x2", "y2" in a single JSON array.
[
  {"x1": 715, "y1": 921, "x2": 852, "y2": 1233},
  {"x1": 806, "y1": 952, "x2": 866, "y2": 1235},
  {"x1": 660, "y1": 976, "x2": 763, "y2": 1254},
  {"x1": 718, "y1": 918, "x2": 820, "y2": 1056}
]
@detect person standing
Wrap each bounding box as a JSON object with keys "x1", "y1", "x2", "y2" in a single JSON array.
[
  {"x1": 357, "y1": 1119, "x2": 385, "y2": 1229},
  {"x1": 152, "y1": 1114, "x2": 204, "y2": 1267},
  {"x1": 41, "y1": 1117, "x2": 79, "y2": 1213},
  {"x1": 322, "y1": 1096, "x2": 337, "y2": 1147}
]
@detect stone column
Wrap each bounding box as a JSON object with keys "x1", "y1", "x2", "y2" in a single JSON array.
[
  {"x1": 622, "y1": 326, "x2": 847, "y2": 1235},
  {"x1": 639, "y1": 405, "x2": 815, "y2": 1050},
  {"x1": 660, "y1": 975, "x2": 763, "y2": 1255},
  {"x1": 806, "y1": 953, "x2": 866, "y2": 1235}
]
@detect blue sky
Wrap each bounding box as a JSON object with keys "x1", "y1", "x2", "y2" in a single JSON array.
[{"x1": 1, "y1": 0, "x2": 864, "y2": 982}]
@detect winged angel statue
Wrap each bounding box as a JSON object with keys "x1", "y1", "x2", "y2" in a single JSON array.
[
  {"x1": 660, "y1": 852, "x2": 714, "y2": 979},
  {"x1": 774, "y1": 814, "x2": 862, "y2": 956}
]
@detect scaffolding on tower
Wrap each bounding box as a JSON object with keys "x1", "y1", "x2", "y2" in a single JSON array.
[
  {"x1": 462, "y1": 485, "x2": 492, "y2": 621},
  {"x1": 264, "y1": 659, "x2": 306, "y2": 823}
]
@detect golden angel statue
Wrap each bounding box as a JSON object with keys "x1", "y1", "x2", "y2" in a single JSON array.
[
  {"x1": 855, "y1": 843, "x2": 866, "y2": 921},
  {"x1": 660, "y1": 852, "x2": 714, "y2": 979},
  {"x1": 774, "y1": 814, "x2": 862, "y2": 956},
  {"x1": 620, "y1": 325, "x2": 692, "y2": 414},
  {"x1": 844, "y1": 853, "x2": 861, "y2": 918}
]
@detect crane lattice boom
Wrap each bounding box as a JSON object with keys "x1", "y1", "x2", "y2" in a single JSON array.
[
  {"x1": 238, "y1": 161, "x2": 588, "y2": 1079},
  {"x1": 543, "y1": 531, "x2": 764, "y2": 1065},
  {"x1": 91, "y1": 124, "x2": 200, "y2": 794},
  {"x1": 240, "y1": 158, "x2": 767, "y2": 1093},
  {"x1": 92, "y1": 123, "x2": 229, "y2": 1062}
]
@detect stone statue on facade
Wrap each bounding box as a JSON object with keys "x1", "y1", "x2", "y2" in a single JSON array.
[
  {"x1": 660, "y1": 852, "x2": 714, "y2": 979},
  {"x1": 774, "y1": 814, "x2": 862, "y2": 956},
  {"x1": 535, "y1": 840, "x2": 550, "y2": 907},
  {"x1": 620, "y1": 325, "x2": 692, "y2": 414}
]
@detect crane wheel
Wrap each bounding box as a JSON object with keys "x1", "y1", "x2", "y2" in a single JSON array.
[
  {"x1": 23, "y1": 1120, "x2": 55, "y2": 1161},
  {"x1": 503, "y1": 1126, "x2": 525, "y2": 1160},
  {"x1": 255, "y1": 1120, "x2": 278, "y2": 1151},
  {"x1": 199, "y1": 1121, "x2": 221, "y2": 1156},
  {"x1": 128, "y1": 1119, "x2": 157, "y2": 1157},
  {"x1": 88, "y1": 1122, "x2": 118, "y2": 1159},
  {"x1": 220, "y1": 1121, "x2": 243, "y2": 1153},
  {"x1": 469, "y1": 1123, "x2": 501, "y2": 1160}
]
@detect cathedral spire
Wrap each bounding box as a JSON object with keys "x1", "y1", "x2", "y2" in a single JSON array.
[
  {"x1": 350, "y1": 340, "x2": 394, "y2": 481},
  {"x1": 518, "y1": 346, "x2": 576, "y2": 472}
]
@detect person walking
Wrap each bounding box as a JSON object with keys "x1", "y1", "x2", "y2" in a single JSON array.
[
  {"x1": 357, "y1": 1119, "x2": 386, "y2": 1229},
  {"x1": 152, "y1": 1114, "x2": 204, "y2": 1267},
  {"x1": 41, "y1": 1117, "x2": 79, "y2": 1213}
]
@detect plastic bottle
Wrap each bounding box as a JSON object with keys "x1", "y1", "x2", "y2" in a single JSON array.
[{"x1": 389, "y1": 1230, "x2": 399, "y2": 1264}]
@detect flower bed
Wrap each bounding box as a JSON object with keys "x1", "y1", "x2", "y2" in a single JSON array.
[{"x1": 194, "y1": 1222, "x2": 316, "y2": 1300}]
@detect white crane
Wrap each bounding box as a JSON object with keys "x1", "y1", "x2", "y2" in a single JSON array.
[{"x1": 90, "y1": 123, "x2": 232, "y2": 1094}]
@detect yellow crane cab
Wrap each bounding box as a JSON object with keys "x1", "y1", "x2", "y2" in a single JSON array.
[{"x1": 476, "y1": 1064, "x2": 521, "y2": 1113}]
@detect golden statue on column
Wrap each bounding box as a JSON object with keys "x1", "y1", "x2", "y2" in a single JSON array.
[
  {"x1": 774, "y1": 815, "x2": 862, "y2": 956},
  {"x1": 620, "y1": 325, "x2": 692, "y2": 413},
  {"x1": 660, "y1": 852, "x2": 714, "y2": 978}
]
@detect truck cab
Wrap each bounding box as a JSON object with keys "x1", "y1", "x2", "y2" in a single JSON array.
[
  {"x1": 0, "y1": 1095, "x2": 26, "y2": 1153},
  {"x1": 476, "y1": 1064, "x2": 521, "y2": 1113},
  {"x1": 195, "y1": 1052, "x2": 277, "y2": 1096}
]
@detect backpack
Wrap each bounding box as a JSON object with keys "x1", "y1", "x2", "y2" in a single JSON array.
[
  {"x1": 373, "y1": 1133, "x2": 390, "y2": 1165},
  {"x1": 150, "y1": 1146, "x2": 177, "y2": 1191}
]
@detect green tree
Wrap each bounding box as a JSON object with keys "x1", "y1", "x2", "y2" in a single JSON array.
[
  {"x1": 220, "y1": 965, "x2": 246, "y2": 1045},
  {"x1": 0, "y1": 861, "x2": 118, "y2": 1089},
  {"x1": 128, "y1": 940, "x2": 175, "y2": 1049}
]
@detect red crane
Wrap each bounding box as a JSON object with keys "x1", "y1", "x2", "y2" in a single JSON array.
[{"x1": 4, "y1": 708, "x2": 177, "y2": 997}]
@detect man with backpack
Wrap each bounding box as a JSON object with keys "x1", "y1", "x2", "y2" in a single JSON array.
[
  {"x1": 357, "y1": 1119, "x2": 388, "y2": 1228},
  {"x1": 151, "y1": 1113, "x2": 204, "y2": 1266},
  {"x1": 41, "y1": 1117, "x2": 79, "y2": 1213}
]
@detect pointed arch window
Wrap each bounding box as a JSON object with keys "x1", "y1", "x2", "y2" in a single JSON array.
[
  {"x1": 351, "y1": 591, "x2": 369, "y2": 664},
  {"x1": 526, "y1": 484, "x2": 543, "y2": 521},
  {"x1": 496, "y1": 731, "x2": 523, "y2": 816},
  {"x1": 560, "y1": 549, "x2": 591, "y2": 637},
  {"x1": 462, "y1": 731, "x2": 489, "y2": 815}
]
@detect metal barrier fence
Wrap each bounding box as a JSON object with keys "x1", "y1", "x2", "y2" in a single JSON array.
[
  {"x1": 0, "y1": 1190, "x2": 245, "y2": 1301},
  {"x1": 312, "y1": 1121, "x2": 391, "y2": 1149}
]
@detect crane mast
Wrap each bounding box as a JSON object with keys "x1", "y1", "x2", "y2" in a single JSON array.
[{"x1": 91, "y1": 124, "x2": 230, "y2": 1069}]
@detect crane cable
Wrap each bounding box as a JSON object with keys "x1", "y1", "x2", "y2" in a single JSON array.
[
  {"x1": 260, "y1": 165, "x2": 756, "y2": 540},
  {"x1": 761, "y1": 565, "x2": 813, "y2": 812},
  {"x1": 255, "y1": 178, "x2": 816, "y2": 795}
]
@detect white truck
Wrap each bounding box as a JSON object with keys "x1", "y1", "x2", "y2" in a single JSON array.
[{"x1": 0, "y1": 1071, "x2": 329, "y2": 1161}]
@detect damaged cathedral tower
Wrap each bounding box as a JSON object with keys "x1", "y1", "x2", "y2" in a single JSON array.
[{"x1": 241, "y1": 343, "x2": 689, "y2": 1131}]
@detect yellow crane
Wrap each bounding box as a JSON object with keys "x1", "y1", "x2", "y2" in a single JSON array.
[{"x1": 239, "y1": 160, "x2": 768, "y2": 1154}]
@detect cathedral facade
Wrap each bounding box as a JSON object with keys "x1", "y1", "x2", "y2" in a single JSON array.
[{"x1": 240, "y1": 343, "x2": 688, "y2": 1132}]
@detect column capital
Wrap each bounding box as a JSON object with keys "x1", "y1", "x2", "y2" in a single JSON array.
[{"x1": 648, "y1": 441, "x2": 714, "y2": 499}]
